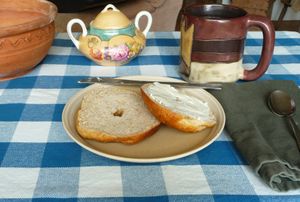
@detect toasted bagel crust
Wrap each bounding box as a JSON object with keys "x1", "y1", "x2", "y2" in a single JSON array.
[{"x1": 76, "y1": 112, "x2": 160, "y2": 144}]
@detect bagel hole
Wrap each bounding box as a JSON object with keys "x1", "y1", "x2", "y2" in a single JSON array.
[{"x1": 113, "y1": 109, "x2": 124, "y2": 117}]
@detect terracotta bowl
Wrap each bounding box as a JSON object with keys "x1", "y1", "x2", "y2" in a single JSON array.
[{"x1": 0, "y1": 0, "x2": 57, "y2": 81}]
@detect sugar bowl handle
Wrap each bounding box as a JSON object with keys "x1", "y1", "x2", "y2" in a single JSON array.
[
  {"x1": 135, "y1": 11, "x2": 152, "y2": 36},
  {"x1": 102, "y1": 4, "x2": 118, "y2": 12},
  {"x1": 67, "y1": 19, "x2": 87, "y2": 49}
]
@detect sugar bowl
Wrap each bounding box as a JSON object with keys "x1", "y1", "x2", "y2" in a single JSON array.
[{"x1": 67, "y1": 4, "x2": 152, "y2": 66}]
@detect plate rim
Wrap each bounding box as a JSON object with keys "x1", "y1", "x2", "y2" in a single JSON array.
[{"x1": 62, "y1": 75, "x2": 226, "y2": 163}]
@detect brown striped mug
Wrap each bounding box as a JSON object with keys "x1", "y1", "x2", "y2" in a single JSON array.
[{"x1": 180, "y1": 4, "x2": 275, "y2": 83}]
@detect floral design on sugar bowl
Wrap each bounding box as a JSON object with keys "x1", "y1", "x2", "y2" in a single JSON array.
[
  {"x1": 87, "y1": 33, "x2": 144, "y2": 63},
  {"x1": 67, "y1": 4, "x2": 152, "y2": 66},
  {"x1": 89, "y1": 43, "x2": 131, "y2": 62}
]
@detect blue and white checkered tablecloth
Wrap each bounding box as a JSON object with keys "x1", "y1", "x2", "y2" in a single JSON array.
[{"x1": 0, "y1": 31, "x2": 300, "y2": 201}]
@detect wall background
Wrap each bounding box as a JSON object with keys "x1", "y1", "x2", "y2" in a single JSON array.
[
  {"x1": 271, "y1": 0, "x2": 300, "y2": 20},
  {"x1": 223, "y1": 0, "x2": 300, "y2": 20}
]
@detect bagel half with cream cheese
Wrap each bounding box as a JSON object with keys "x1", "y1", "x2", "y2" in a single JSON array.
[
  {"x1": 76, "y1": 86, "x2": 160, "y2": 144},
  {"x1": 141, "y1": 82, "x2": 216, "y2": 133}
]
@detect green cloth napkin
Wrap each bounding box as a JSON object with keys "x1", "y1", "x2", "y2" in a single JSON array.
[{"x1": 210, "y1": 80, "x2": 300, "y2": 192}]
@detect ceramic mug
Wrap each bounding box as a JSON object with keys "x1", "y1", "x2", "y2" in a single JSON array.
[{"x1": 180, "y1": 4, "x2": 275, "y2": 83}]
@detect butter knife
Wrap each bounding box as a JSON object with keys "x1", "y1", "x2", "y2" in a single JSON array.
[{"x1": 78, "y1": 77, "x2": 222, "y2": 90}]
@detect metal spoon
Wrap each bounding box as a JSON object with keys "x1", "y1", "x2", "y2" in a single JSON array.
[{"x1": 268, "y1": 90, "x2": 300, "y2": 151}]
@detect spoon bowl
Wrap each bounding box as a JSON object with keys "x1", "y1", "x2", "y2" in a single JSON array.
[
  {"x1": 268, "y1": 90, "x2": 300, "y2": 151},
  {"x1": 268, "y1": 90, "x2": 296, "y2": 117}
]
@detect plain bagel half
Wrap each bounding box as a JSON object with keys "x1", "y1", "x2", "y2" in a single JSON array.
[
  {"x1": 76, "y1": 86, "x2": 161, "y2": 144},
  {"x1": 141, "y1": 82, "x2": 216, "y2": 133}
]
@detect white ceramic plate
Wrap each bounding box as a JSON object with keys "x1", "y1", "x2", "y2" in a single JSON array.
[{"x1": 62, "y1": 76, "x2": 225, "y2": 163}]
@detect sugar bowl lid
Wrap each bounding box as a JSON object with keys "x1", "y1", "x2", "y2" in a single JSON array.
[{"x1": 91, "y1": 4, "x2": 131, "y2": 29}]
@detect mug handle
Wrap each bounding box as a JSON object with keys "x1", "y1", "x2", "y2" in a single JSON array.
[
  {"x1": 67, "y1": 19, "x2": 87, "y2": 49},
  {"x1": 135, "y1": 11, "x2": 153, "y2": 36},
  {"x1": 243, "y1": 15, "x2": 275, "y2": 80}
]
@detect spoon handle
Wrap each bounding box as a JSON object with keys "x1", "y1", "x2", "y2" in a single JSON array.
[{"x1": 288, "y1": 117, "x2": 300, "y2": 151}]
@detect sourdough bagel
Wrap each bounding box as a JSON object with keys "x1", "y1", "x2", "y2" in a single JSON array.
[
  {"x1": 141, "y1": 82, "x2": 216, "y2": 132},
  {"x1": 76, "y1": 85, "x2": 160, "y2": 144}
]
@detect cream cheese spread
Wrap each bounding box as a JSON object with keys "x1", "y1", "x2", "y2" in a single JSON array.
[{"x1": 147, "y1": 82, "x2": 216, "y2": 122}]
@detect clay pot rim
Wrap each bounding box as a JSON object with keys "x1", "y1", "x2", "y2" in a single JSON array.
[{"x1": 0, "y1": 0, "x2": 57, "y2": 38}]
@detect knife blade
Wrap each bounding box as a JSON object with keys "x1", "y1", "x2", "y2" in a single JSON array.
[{"x1": 78, "y1": 77, "x2": 222, "y2": 90}]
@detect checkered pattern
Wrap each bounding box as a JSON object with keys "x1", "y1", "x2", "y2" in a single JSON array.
[{"x1": 0, "y1": 31, "x2": 300, "y2": 201}]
